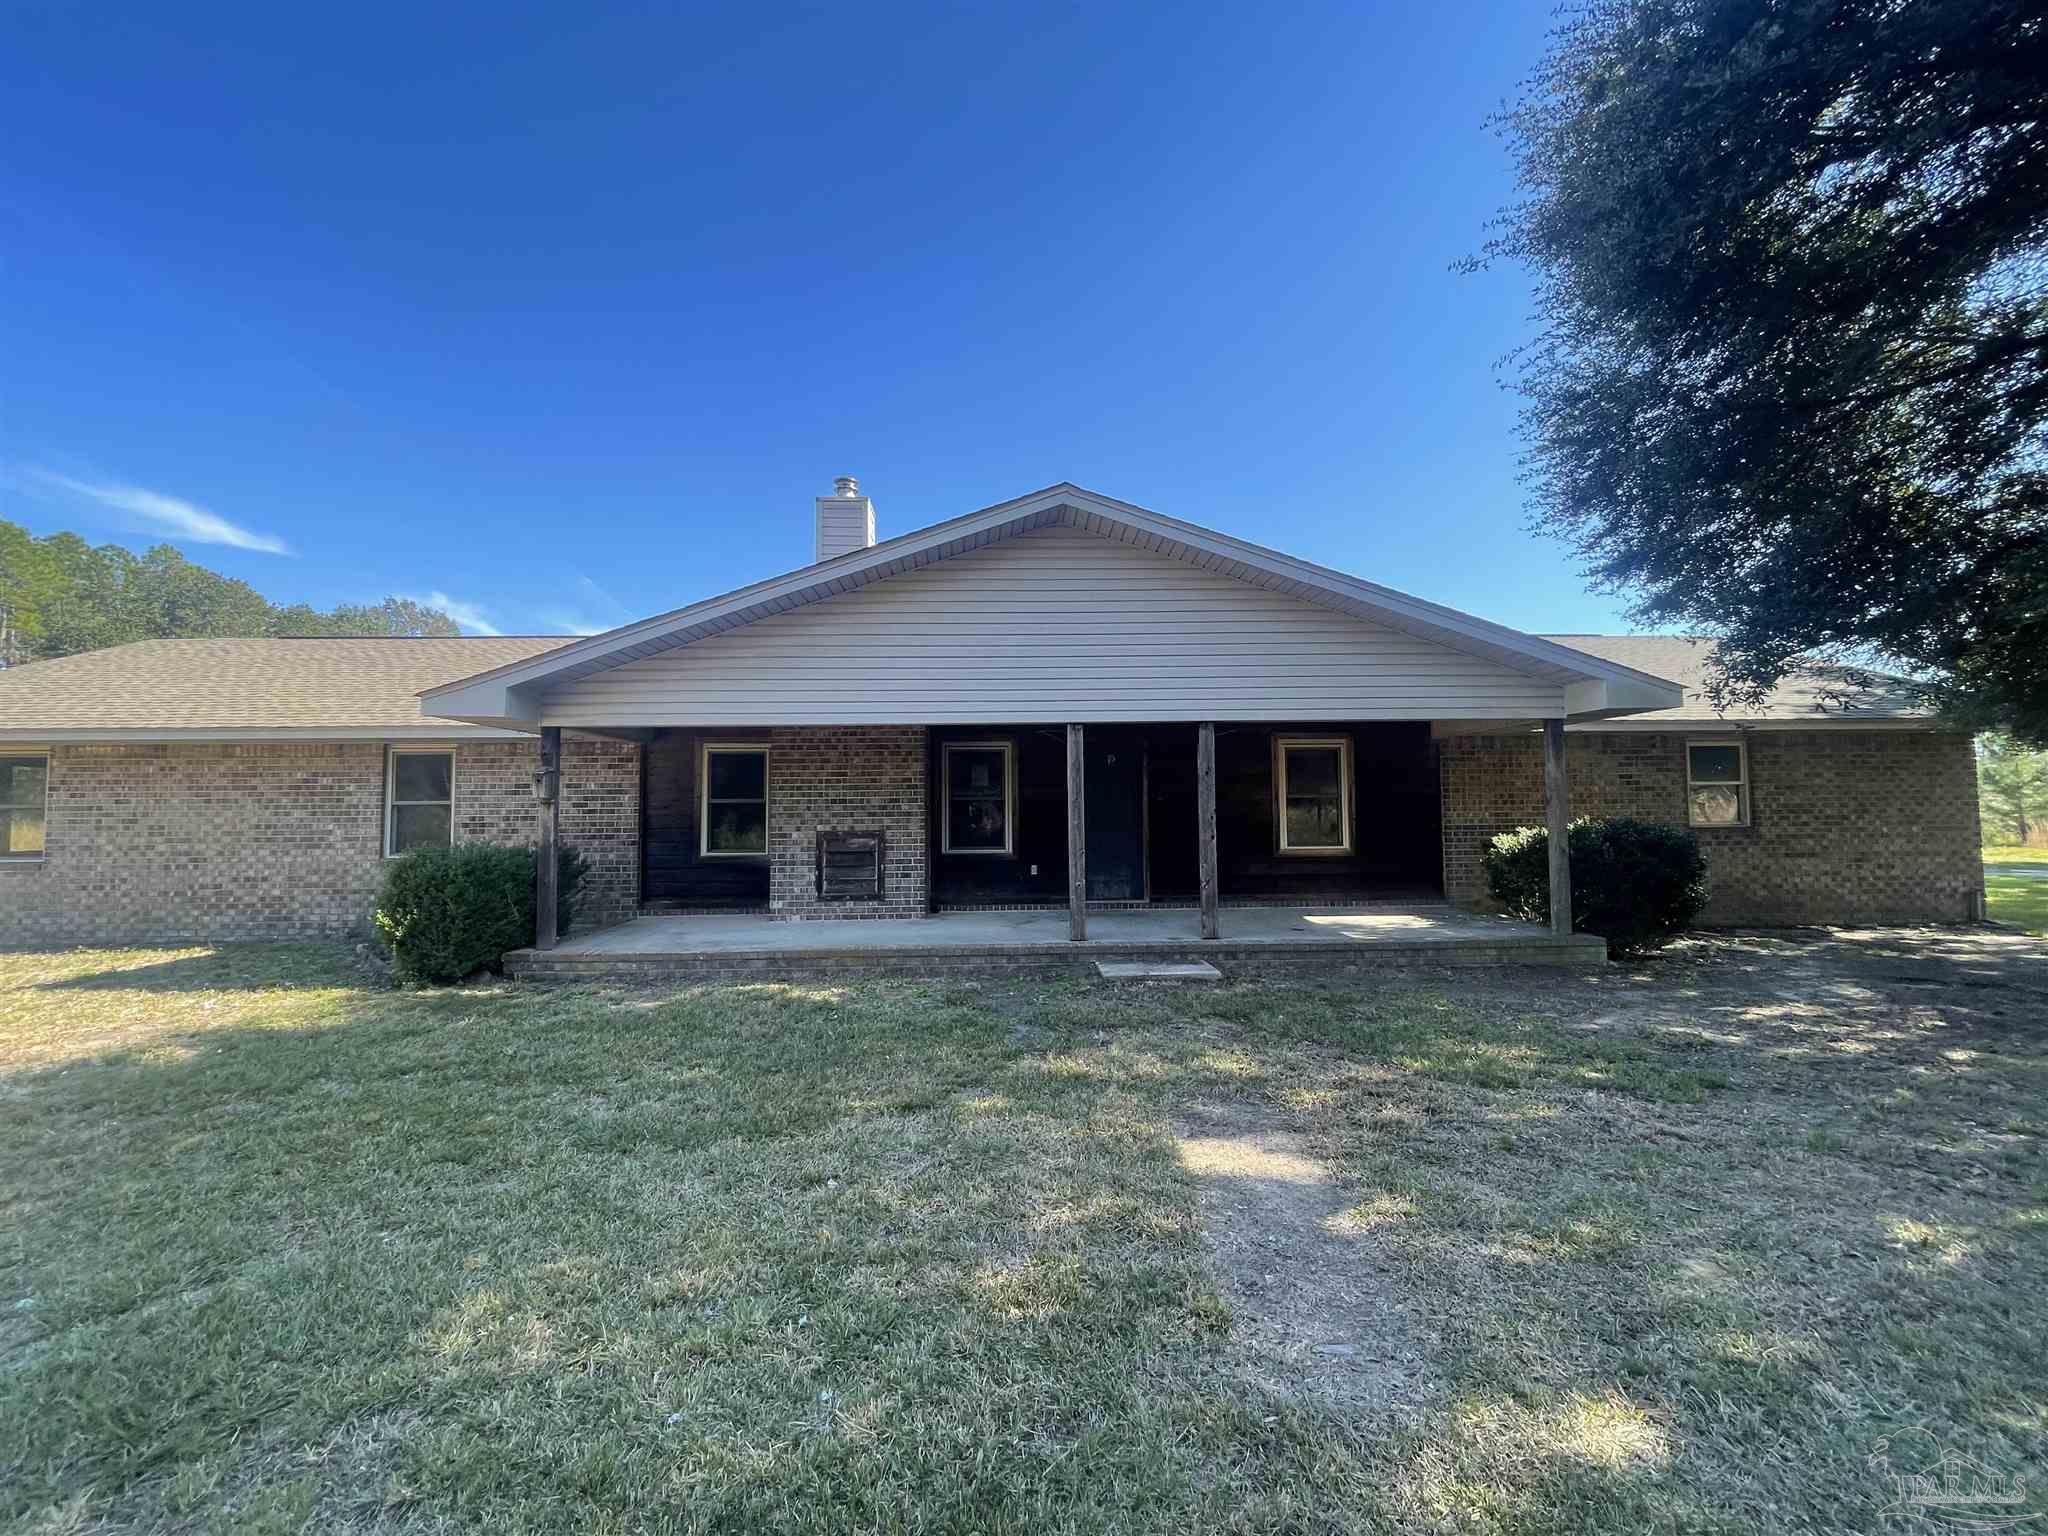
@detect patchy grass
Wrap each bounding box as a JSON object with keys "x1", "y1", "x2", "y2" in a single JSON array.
[
  {"x1": 2, "y1": 937, "x2": 2045, "y2": 1533},
  {"x1": 1988, "y1": 874, "x2": 2048, "y2": 935}
]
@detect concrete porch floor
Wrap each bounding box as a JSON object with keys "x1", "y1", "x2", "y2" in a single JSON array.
[{"x1": 509, "y1": 904, "x2": 1605, "y2": 980}]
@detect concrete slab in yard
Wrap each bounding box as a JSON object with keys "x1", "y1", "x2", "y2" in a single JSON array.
[{"x1": 1096, "y1": 960, "x2": 1224, "y2": 981}]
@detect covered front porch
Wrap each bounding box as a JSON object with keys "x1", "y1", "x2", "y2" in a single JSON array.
[
  {"x1": 508, "y1": 898, "x2": 1603, "y2": 981},
  {"x1": 630, "y1": 717, "x2": 1454, "y2": 923},
  {"x1": 527, "y1": 714, "x2": 1582, "y2": 961}
]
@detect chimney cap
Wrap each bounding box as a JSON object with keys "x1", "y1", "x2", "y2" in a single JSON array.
[{"x1": 832, "y1": 475, "x2": 860, "y2": 498}]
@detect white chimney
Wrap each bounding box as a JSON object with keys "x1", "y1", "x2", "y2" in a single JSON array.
[{"x1": 815, "y1": 475, "x2": 876, "y2": 562}]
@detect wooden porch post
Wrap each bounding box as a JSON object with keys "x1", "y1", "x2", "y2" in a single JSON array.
[
  {"x1": 1196, "y1": 721, "x2": 1219, "y2": 940},
  {"x1": 1066, "y1": 723, "x2": 1087, "y2": 942},
  {"x1": 536, "y1": 726, "x2": 561, "y2": 952},
  {"x1": 1542, "y1": 718, "x2": 1571, "y2": 937}
]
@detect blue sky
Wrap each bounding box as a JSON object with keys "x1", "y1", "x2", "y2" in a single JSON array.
[{"x1": 0, "y1": 2, "x2": 1626, "y2": 638}]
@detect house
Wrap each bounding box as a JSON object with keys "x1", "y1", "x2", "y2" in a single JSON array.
[{"x1": 0, "y1": 482, "x2": 1984, "y2": 953}]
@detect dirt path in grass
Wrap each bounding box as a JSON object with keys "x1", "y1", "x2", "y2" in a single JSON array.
[
  {"x1": 1169, "y1": 926, "x2": 2047, "y2": 1431},
  {"x1": 1176, "y1": 1101, "x2": 1431, "y2": 1425}
]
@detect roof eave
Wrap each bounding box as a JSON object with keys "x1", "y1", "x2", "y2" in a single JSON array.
[
  {"x1": 1569, "y1": 715, "x2": 1949, "y2": 732},
  {"x1": 1565, "y1": 676, "x2": 1689, "y2": 720}
]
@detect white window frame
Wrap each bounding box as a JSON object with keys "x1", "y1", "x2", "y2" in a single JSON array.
[
  {"x1": 1273, "y1": 735, "x2": 1354, "y2": 855},
  {"x1": 942, "y1": 739, "x2": 1016, "y2": 856},
  {"x1": 1686, "y1": 737, "x2": 1751, "y2": 828},
  {"x1": 699, "y1": 742, "x2": 771, "y2": 859},
  {"x1": 385, "y1": 745, "x2": 456, "y2": 857},
  {"x1": 0, "y1": 747, "x2": 49, "y2": 862}
]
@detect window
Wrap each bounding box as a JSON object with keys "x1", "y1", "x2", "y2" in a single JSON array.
[
  {"x1": 701, "y1": 743, "x2": 769, "y2": 856},
  {"x1": 943, "y1": 741, "x2": 1014, "y2": 854},
  {"x1": 386, "y1": 749, "x2": 453, "y2": 855},
  {"x1": 1274, "y1": 736, "x2": 1352, "y2": 854},
  {"x1": 1687, "y1": 739, "x2": 1749, "y2": 827},
  {"x1": 0, "y1": 753, "x2": 48, "y2": 858}
]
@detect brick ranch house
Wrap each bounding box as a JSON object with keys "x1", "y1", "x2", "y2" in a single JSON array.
[{"x1": 0, "y1": 482, "x2": 1984, "y2": 951}]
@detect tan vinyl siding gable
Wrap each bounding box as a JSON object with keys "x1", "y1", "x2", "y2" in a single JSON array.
[{"x1": 540, "y1": 526, "x2": 1570, "y2": 725}]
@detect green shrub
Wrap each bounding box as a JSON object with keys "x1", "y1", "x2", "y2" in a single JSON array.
[
  {"x1": 1484, "y1": 816, "x2": 1709, "y2": 958},
  {"x1": 372, "y1": 843, "x2": 589, "y2": 985}
]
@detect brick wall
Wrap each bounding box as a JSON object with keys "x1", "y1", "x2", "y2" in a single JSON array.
[
  {"x1": 767, "y1": 725, "x2": 928, "y2": 918},
  {"x1": 1439, "y1": 729, "x2": 1983, "y2": 925},
  {"x1": 448, "y1": 738, "x2": 641, "y2": 930},
  {"x1": 0, "y1": 735, "x2": 639, "y2": 946}
]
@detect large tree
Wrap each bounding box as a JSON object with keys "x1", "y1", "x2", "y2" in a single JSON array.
[
  {"x1": 0, "y1": 518, "x2": 460, "y2": 663},
  {"x1": 1478, "y1": 0, "x2": 2048, "y2": 739},
  {"x1": 1979, "y1": 734, "x2": 2048, "y2": 845}
]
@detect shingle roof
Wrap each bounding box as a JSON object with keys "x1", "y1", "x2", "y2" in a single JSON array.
[
  {"x1": 0, "y1": 637, "x2": 570, "y2": 740},
  {"x1": 0, "y1": 631, "x2": 1938, "y2": 740},
  {"x1": 1544, "y1": 636, "x2": 1934, "y2": 726}
]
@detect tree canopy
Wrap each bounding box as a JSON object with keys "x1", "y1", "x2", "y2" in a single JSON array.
[
  {"x1": 1479, "y1": 0, "x2": 2048, "y2": 740},
  {"x1": 1979, "y1": 734, "x2": 2048, "y2": 845},
  {"x1": 0, "y1": 518, "x2": 459, "y2": 664}
]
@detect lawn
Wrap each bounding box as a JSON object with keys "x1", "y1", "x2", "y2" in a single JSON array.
[
  {"x1": 1984, "y1": 845, "x2": 2048, "y2": 865},
  {"x1": 3, "y1": 939, "x2": 2044, "y2": 1534},
  {"x1": 1984, "y1": 848, "x2": 2048, "y2": 934},
  {"x1": 1988, "y1": 875, "x2": 2048, "y2": 935}
]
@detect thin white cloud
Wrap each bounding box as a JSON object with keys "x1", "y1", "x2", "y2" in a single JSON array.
[
  {"x1": 26, "y1": 467, "x2": 291, "y2": 554},
  {"x1": 406, "y1": 591, "x2": 502, "y2": 636},
  {"x1": 539, "y1": 574, "x2": 634, "y2": 635},
  {"x1": 576, "y1": 574, "x2": 628, "y2": 612},
  {"x1": 537, "y1": 611, "x2": 608, "y2": 636}
]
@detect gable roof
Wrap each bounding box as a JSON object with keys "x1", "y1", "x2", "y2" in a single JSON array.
[
  {"x1": 0, "y1": 633, "x2": 1945, "y2": 743},
  {"x1": 0, "y1": 637, "x2": 565, "y2": 742},
  {"x1": 1546, "y1": 636, "x2": 1937, "y2": 728},
  {"x1": 0, "y1": 500, "x2": 1949, "y2": 744},
  {"x1": 421, "y1": 483, "x2": 1686, "y2": 727}
]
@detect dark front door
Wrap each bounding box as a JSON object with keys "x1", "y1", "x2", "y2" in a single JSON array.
[{"x1": 1084, "y1": 731, "x2": 1147, "y2": 901}]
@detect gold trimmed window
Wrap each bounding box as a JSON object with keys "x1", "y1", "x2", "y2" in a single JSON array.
[
  {"x1": 700, "y1": 743, "x2": 770, "y2": 857},
  {"x1": 1274, "y1": 736, "x2": 1352, "y2": 854},
  {"x1": 943, "y1": 740, "x2": 1014, "y2": 855}
]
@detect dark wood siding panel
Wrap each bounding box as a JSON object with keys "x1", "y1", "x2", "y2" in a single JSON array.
[
  {"x1": 641, "y1": 729, "x2": 769, "y2": 906},
  {"x1": 1147, "y1": 726, "x2": 1200, "y2": 897},
  {"x1": 928, "y1": 726, "x2": 1070, "y2": 904},
  {"x1": 1209, "y1": 722, "x2": 1442, "y2": 897},
  {"x1": 927, "y1": 720, "x2": 1443, "y2": 907}
]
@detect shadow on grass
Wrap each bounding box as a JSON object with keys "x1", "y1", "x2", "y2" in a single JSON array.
[
  {"x1": 0, "y1": 971, "x2": 1260, "y2": 1530},
  {"x1": 24, "y1": 943, "x2": 374, "y2": 994},
  {"x1": 4, "y1": 937, "x2": 2046, "y2": 1533}
]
